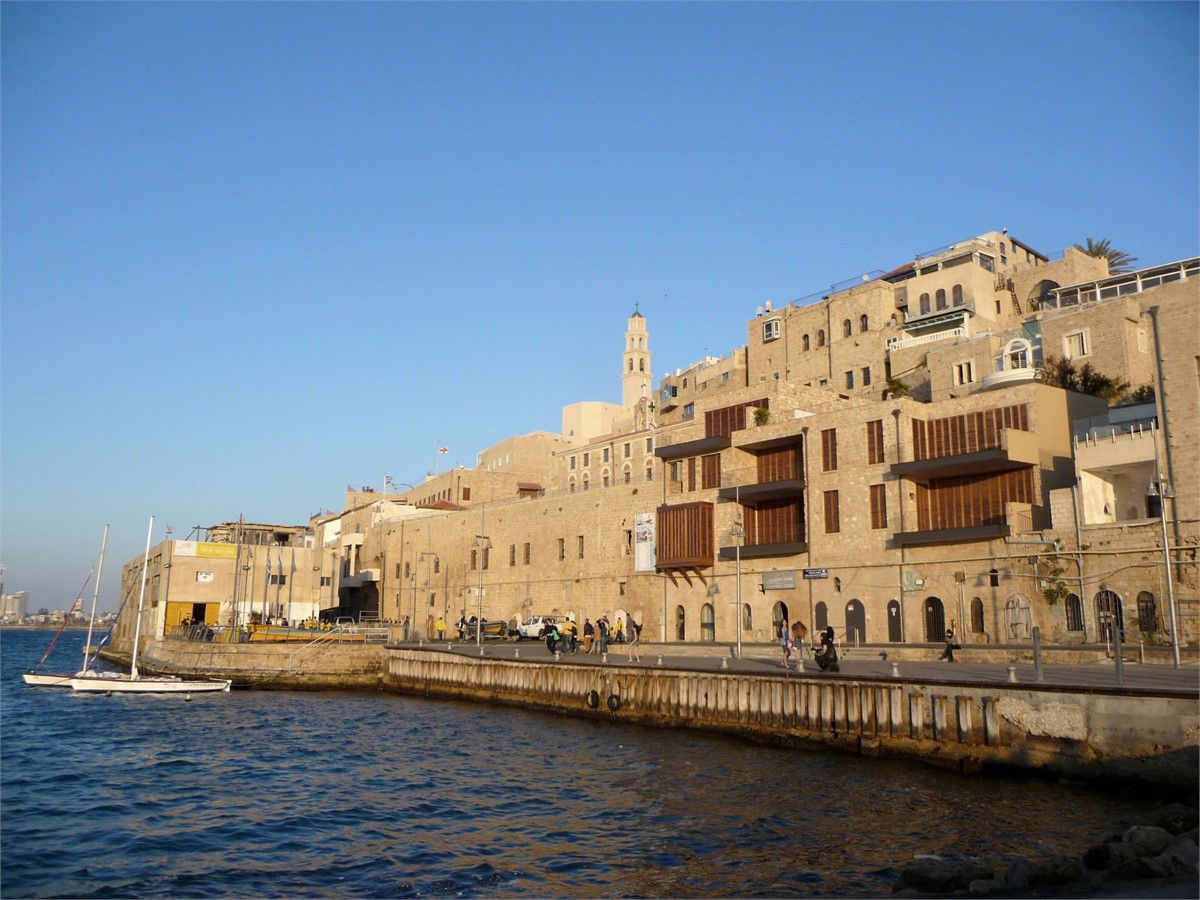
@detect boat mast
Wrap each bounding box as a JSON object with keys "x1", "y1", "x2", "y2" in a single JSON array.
[
  {"x1": 81, "y1": 524, "x2": 109, "y2": 673},
  {"x1": 130, "y1": 516, "x2": 154, "y2": 679}
]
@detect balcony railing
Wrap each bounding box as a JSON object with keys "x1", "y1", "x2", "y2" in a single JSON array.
[{"x1": 886, "y1": 325, "x2": 967, "y2": 351}]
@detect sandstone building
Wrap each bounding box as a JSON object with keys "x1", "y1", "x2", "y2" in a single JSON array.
[{"x1": 111, "y1": 232, "x2": 1197, "y2": 656}]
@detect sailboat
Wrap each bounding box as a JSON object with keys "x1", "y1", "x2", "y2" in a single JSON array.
[
  {"x1": 22, "y1": 570, "x2": 94, "y2": 687},
  {"x1": 70, "y1": 517, "x2": 231, "y2": 694}
]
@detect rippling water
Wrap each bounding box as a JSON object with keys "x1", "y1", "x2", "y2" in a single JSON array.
[{"x1": 1, "y1": 629, "x2": 1165, "y2": 898}]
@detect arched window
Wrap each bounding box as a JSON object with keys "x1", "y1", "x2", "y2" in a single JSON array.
[
  {"x1": 568, "y1": 477, "x2": 576, "y2": 494},
  {"x1": 886, "y1": 599, "x2": 903, "y2": 642},
  {"x1": 639, "y1": 359, "x2": 645, "y2": 372},
  {"x1": 581, "y1": 474, "x2": 590, "y2": 492},
  {"x1": 645, "y1": 462, "x2": 653, "y2": 481},
  {"x1": 701, "y1": 603, "x2": 715, "y2": 642},
  {"x1": 952, "y1": 284, "x2": 964, "y2": 306},
  {"x1": 1003, "y1": 338, "x2": 1033, "y2": 371},
  {"x1": 1065, "y1": 593, "x2": 1084, "y2": 632},
  {"x1": 842, "y1": 319, "x2": 852, "y2": 338},
  {"x1": 923, "y1": 596, "x2": 946, "y2": 642},
  {"x1": 919, "y1": 293, "x2": 931, "y2": 314},
  {"x1": 859, "y1": 314, "x2": 869, "y2": 332},
  {"x1": 742, "y1": 603, "x2": 753, "y2": 635},
  {"x1": 971, "y1": 597, "x2": 985, "y2": 635},
  {"x1": 802, "y1": 334, "x2": 810, "y2": 351},
  {"x1": 817, "y1": 329, "x2": 826, "y2": 347},
  {"x1": 622, "y1": 464, "x2": 632, "y2": 484},
  {"x1": 628, "y1": 360, "x2": 634, "y2": 372},
  {"x1": 1136, "y1": 591, "x2": 1157, "y2": 633},
  {"x1": 936, "y1": 288, "x2": 947, "y2": 310},
  {"x1": 675, "y1": 605, "x2": 686, "y2": 641}
]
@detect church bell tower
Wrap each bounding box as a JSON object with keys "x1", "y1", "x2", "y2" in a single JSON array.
[{"x1": 622, "y1": 306, "x2": 651, "y2": 411}]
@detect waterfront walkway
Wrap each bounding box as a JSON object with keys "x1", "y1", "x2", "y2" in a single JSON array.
[{"x1": 399, "y1": 638, "x2": 1200, "y2": 696}]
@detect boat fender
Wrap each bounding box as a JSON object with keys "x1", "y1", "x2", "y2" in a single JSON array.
[
  {"x1": 607, "y1": 693, "x2": 621, "y2": 713},
  {"x1": 586, "y1": 690, "x2": 600, "y2": 709}
]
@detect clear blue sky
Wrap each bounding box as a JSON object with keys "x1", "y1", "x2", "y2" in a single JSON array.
[{"x1": 3, "y1": 1, "x2": 1197, "y2": 612}]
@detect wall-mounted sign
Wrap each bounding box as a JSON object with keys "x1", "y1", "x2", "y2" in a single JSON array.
[
  {"x1": 762, "y1": 570, "x2": 797, "y2": 590},
  {"x1": 802, "y1": 568, "x2": 829, "y2": 580}
]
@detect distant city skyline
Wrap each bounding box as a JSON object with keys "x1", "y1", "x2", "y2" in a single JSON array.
[{"x1": 2, "y1": 1, "x2": 1197, "y2": 609}]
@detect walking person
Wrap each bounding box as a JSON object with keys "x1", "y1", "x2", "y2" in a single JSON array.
[
  {"x1": 940, "y1": 619, "x2": 960, "y2": 662},
  {"x1": 627, "y1": 619, "x2": 642, "y2": 663},
  {"x1": 791, "y1": 621, "x2": 808, "y2": 669},
  {"x1": 597, "y1": 616, "x2": 610, "y2": 656},
  {"x1": 436, "y1": 616, "x2": 446, "y2": 640},
  {"x1": 582, "y1": 618, "x2": 595, "y2": 654}
]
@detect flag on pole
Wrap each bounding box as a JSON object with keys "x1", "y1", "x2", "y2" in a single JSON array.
[{"x1": 438, "y1": 446, "x2": 449, "y2": 455}]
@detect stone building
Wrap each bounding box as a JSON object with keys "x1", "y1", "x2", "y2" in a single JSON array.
[{"x1": 112, "y1": 234, "x2": 1197, "y2": 654}]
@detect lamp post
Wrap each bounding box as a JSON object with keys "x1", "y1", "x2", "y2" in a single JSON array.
[
  {"x1": 419, "y1": 550, "x2": 438, "y2": 641},
  {"x1": 472, "y1": 534, "x2": 491, "y2": 649},
  {"x1": 1150, "y1": 437, "x2": 1180, "y2": 668},
  {"x1": 730, "y1": 519, "x2": 745, "y2": 659}
]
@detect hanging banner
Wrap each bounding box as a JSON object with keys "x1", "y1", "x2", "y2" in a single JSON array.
[{"x1": 634, "y1": 512, "x2": 656, "y2": 573}]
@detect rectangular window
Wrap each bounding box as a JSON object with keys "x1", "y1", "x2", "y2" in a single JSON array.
[
  {"x1": 509, "y1": 544, "x2": 516, "y2": 566},
  {"x1": 683, "y1": 402, "x2": 695, "y2": 418},
  {"x1": 821, "y1": 428, "x2": 838, "y2": 471},
  {"x1": 624, "y1": 442, "x2": 631, "y2": 458},
  {"x1": 320, "y1": 575, "x2": 332, "y2": 587},
  {"x1": 269, "y1": 574, "x2": 287, "y2": 586},
  {"x1": 557, "y1": 538, "x2": 565, "y2": 561},
  {"x1": 577, "y1": 535, "x2": 585, "y2": 559},
  {"x1": 603, "y1": 447, "x2": 610, "y2": 463},
  {"x1": 481, "y1": 547, "x2": 490, "y2": 570},
  {"x1": 470, "y1": 549, "x2": 478, "y2": 571},
  {"x1": 646, "y1": 438, "x2": 653, "y2": 452},
  {"x1": 583, "y1": 452, "x2": 590, "y2": 467},
  {"x1": 862, "y1": 366, "x2": 871, "y2": 387},
  {"x1": 763, "y1": 318, "x2": 781, "y2": 342},
  {"x1": 953, "y1": 360, "x2": 976, "y2": 386},
  {"x1": 1063, "y1": 331, "x2": 1089, "y2": 359},
  {"x1": 462, "y1": 487, "x2": 471, "y2": 501},
  {"x1": 869, "y1": 483, "x2": 887, "y2": 529},
  {"x1": 866, "y1": 419, "x2": 885, "y2": 465},
  {"x1": 845, "y1": 370, "x2": 854, "y2": 389},
  {"x1": 570, "y1": 456, "x2": 576, "y2": 470},
  {"x1": 823, "y1": 490, "x2": 840, "y2": 533},
  {"x1": 523, "y1": 542, "x2": 531, "y2": 565}
]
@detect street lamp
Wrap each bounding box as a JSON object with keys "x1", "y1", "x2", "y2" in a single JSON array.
[
  {"x1": 419, "y1": 550, "x2": 438, "y2": 641},
  {"x1": 472, "y1": 535, "x2": 491, "y2": 649},
  {"x1": 730, "y1": 519, "x2": 745, "y2": 659},
  {"x1": 1148, "y1": 440, "x2": 1180, "y2": 668}
]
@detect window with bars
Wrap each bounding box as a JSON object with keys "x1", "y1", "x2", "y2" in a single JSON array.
[
  {"x1": 866, "y1": 419, "x2": 885, "y2": 464},
  {"x1": 823, "y1": 490, "x2": 840, "y2": 533},
  {"x1": 821, "y1": 428, "x2": 838, "y2": 471},
  {"x1": 869, "y1": 483, "x2": 887, "y2": 529}
]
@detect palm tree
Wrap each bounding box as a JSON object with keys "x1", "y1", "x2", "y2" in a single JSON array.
[{"x1": 1074, "y1": 237, "x2": 1138, "y2": 274}]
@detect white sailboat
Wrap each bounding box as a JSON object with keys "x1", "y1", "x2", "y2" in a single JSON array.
[{"x1": 71, "y1": 517, "x2": 231, "y2": 694}]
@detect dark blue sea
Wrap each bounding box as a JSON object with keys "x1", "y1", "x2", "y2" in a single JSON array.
[{"x1": 0, "y1": 629, "x2": 1167, "y2": 898}]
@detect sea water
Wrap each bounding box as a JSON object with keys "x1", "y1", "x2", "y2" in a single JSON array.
[{"x1": 0, "y1": 629, "x2": 1165, "y2": 898}]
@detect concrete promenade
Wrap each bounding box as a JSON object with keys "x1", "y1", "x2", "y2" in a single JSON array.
[{"x1": 408, "y1": 637, "x2": 1200, "y2": 697}]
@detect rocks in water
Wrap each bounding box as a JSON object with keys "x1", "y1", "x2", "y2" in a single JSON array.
[{"x1": 893, "y1": 803, "x2": 1199, "y2": 896}]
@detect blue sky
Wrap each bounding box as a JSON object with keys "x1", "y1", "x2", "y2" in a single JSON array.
[{"x1": 2, "y1": 1, "x2": 1197, "y2": 612}]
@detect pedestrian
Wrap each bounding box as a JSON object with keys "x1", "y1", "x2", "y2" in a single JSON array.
[
  {"x1": 627, "y1": 618, "x2": 642, "y2": 662},
  {"x1": 614, "y1": 617, "x2": 625, "y2": 643},
  {"x1": 436, "y1": 616, "x2": 446, "y2": 640},
  {"x1": 562, "y1": 618, "x2": 579, "y2": 653},
  {"x1": 456, "y1": 614, "x2": 468, "y2": 640},
  {"x1": 582, "y1": 618, "x2": 595, "y2": 654},
  {"x1": 778, "y1": 617, "x2": 792, "y2": 667},
  {"x1": 402, "y1": 615, "x2": 410, "y2": 641},
  {"x1": 598, "y1": 616, "x2": 610, "y2": 655},
  {"x1": 940, "y1": 619, "x2": 960, "y2": 662},
  {"x1": 791, "y1": 621, "x2": 808, "y2": 669}
]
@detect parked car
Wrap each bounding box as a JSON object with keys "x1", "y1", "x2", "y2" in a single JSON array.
[{"x1": 516, "y1": 615, "x2": 562, "y2": 640}]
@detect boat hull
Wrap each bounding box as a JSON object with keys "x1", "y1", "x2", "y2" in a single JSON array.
[
  {"x1": 22, "y1": 671, "x2": 74, "y2": 688},
  {"x1": 69, "y1": 675, "x2": 232, "y2": 693}
]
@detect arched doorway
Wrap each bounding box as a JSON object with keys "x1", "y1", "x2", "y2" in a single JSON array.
[
  {"x1": 675, "y1": 605, "x2": 686, "y2": 641},
  {"x1": 1005, "y1": 594, "x2": 1033, "y2": 641},
  {"x1": 814, "y1": 601, "x2": 828, "y2": 632},
  {"x1": 701, "y1": 603, "x2": 715, "y2": 642},
  {"x1": 1094, "y1": 590, "x2": 1124, "y2": 642},
  {"x1": 845, "y1": 599, "x2": 866, "y2": 644},
  {"x1": 923, "y1": 596, "x2": 946, "y2": 642},
  {"x1": 886, "y1": 599, "x2": 902, "y2": 642},
  {"x1": 970, "y1": 598, "x2": 985, "y2": 636},
  {"x1": 772, "y1": 601, "x2": 789, "y2": 638}
]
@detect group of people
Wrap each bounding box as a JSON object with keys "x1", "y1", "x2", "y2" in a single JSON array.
[
  {"x1": 541, "y1": 615, "x2": 643, "y2": 661},
  {"x1": 777, "y1": 618, "x2": 839, "y2": 672}
]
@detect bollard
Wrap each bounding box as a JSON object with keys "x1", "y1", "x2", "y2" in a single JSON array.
[
  {"x1": 1006, "y1": 665, "x2": 1018, "y2": 683},
  {"x1": 514, "y1": 648, "x2": 520, "y2": 658},
  {"x1": 602, "y1": 653, "x2": 608, "y2": 664},
  {"x1": 1138, "y1": 640, "x2": 1145, "y2": 665},
  {"x1": 721, "y1": 657, "x2": 728, "y2": 669},
  {"x1": 657, "y1": 655, "x2": 664, "y2": 667},
  {"x1": 478, "y1": 646, "x2": 485, "y2": 657},
  {"x1": 890, "y1": 661, "x2": 900, "y2": 678},
  {"x1": 1032, "y1": 626, "x2": 1044, "y2": 683},
  {"x1": 1113, "y1": 626, "x2": 1125, "y2": 687},
  {"x1": 447, "y1": 643, "x2": 453, "y2": 650},
  {"x1": 419, "y1": 639, "x2": 425, "y2": 647},
  {"x1": 555, "y1": 650, "x2": 561, "y2": 661}
]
